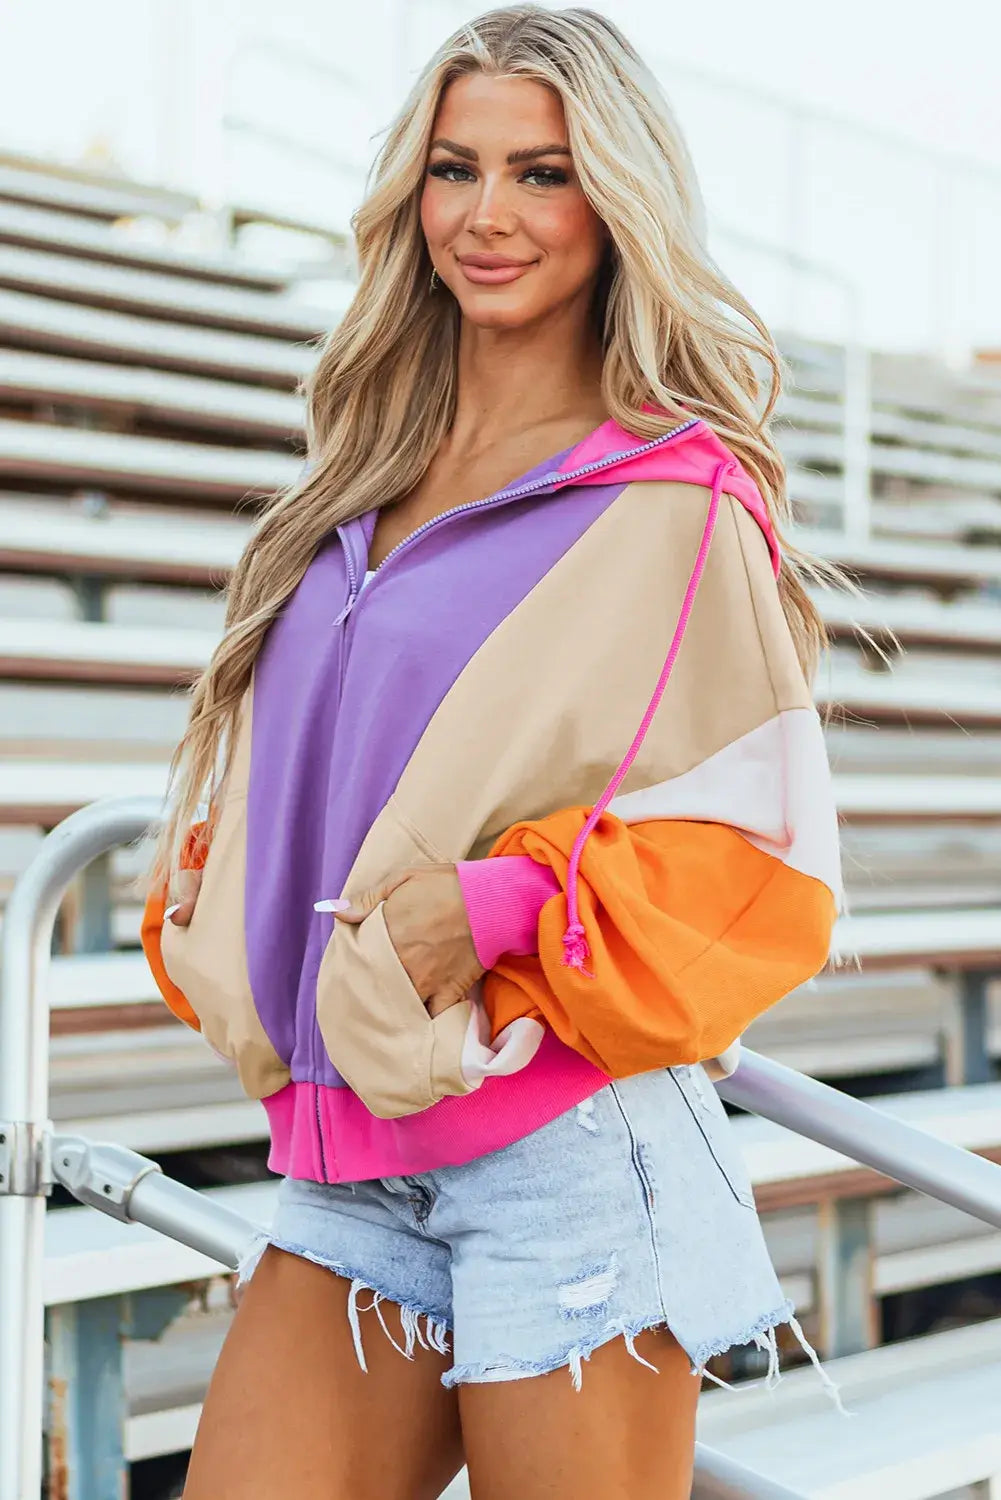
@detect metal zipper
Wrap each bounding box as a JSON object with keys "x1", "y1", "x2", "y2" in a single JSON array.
[{"x1": 332, "y1": 415, "x2": 700, "y2": 624}]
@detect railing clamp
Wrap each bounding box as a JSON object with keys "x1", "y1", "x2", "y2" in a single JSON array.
[
  {"x1": 51, "y1": 1135, "x2": 163, "y2": 1223},
  {"x1": 0, "y1": 1120, "x2": 53, "y2": 1197}
]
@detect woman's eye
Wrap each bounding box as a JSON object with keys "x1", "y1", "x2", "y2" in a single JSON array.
[
  {"x1": 522, "y1": 167, "x2": 569, "y2": 187},
  {"x1": 428, "y1": 161, "x2": 475, "y2": 183}
]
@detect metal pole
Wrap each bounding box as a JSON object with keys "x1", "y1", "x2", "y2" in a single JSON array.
[
  {"x1": 721, "y1": 1049, "x2": 1001, "y2": 1230},
  {"x1": 0, "y1": 796, "x2": 162, "y2": 1500}
]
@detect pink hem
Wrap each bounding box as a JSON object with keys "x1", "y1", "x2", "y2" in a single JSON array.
[{"x1": 264, "y1": 1029, "x2": 609, "y2": 1182}]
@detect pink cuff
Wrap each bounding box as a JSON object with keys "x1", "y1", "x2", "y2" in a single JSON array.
[{"x1": 456, "y1": 855, "x2": 561, "y2": 969}]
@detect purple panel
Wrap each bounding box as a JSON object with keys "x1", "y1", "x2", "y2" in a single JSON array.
[{"x1": 247, "y1": 448, "x2": 627, "y2": 1084}]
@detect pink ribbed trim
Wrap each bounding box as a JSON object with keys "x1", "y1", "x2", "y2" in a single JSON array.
[
  {"x1": 264, "y1": 1029, "x2": 609, "y2": 1182},
  {"x1": 456, "y1": 855, "x2": 560, "y2": 969}
]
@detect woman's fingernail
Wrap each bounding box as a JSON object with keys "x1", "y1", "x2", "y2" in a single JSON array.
[
  {"x1": 164, "y1": 903, "x2": 181, "y2": 921},
  {"x1": 314, "y1": 898, "x2": 351, "y2": 913}
]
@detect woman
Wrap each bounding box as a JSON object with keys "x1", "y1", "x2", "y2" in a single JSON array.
[{"x1": 142, "y1": 7, "x2": 843, "y2": 1497}]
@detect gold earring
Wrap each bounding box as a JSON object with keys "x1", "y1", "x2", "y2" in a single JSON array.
[{"x1": 429, "y1": 266, "x2": 440, "y2": 292}]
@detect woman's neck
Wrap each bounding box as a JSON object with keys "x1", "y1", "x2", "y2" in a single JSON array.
[{"x1": 446, "y1": 301, "x2": 607, "y2": 462}]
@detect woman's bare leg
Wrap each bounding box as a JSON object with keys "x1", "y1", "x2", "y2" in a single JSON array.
[
  {"x1": 458, "y1": 1325, "x2": 699, "y2": 1500},
  {"x1": 183, "y1": 1247, "x2": 464, "y2": 1500}
]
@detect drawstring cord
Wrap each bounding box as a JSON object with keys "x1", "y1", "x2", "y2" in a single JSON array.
[{"x1": 560, "y1": 458, "x2": 736, "y2": 976}]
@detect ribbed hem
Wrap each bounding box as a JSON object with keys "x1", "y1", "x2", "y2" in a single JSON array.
[
  {"x1": 455, "y1": 855, "x2": 560, "y2": 968},
  {"x1": 264, "y1": 1029, "x2": 609, "y2": 1183}
]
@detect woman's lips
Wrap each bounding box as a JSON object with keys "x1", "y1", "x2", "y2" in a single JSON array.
[{"x1": 458, "y1": 260, "x2": 534, "y2": 285}]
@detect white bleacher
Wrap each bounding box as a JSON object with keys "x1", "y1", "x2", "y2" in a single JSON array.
[
  {"x1": 0, "y1": 494, "x2": 250, "y2": 584},
  {"x1": 0, "y1": 199, "x2": 292, "y2": 290},
  {"x1": 0, "y1": 243, "x2": 340, "y2": 339},
  {"x1": 0, "y1": 349, "x2": 304, "y2": 441},
  {"x1": 698, "y1": 1318, "x2": 1001, "y2": 1500},
  {"x1": 794, "y1": 527, "x2": 1001, "y2": 591},
  {"x1": 0, "y1": 419, "x2": 300, "y2": 498},
  {"x1": 0, "y1": 160, "x2": 197, "y2": 223},
  {"x1": 0, "y1": 287, "x2": 316, "y2": 381},
  {"x1": 0, "y1": 616, "x2": 216, "y2": 684}
]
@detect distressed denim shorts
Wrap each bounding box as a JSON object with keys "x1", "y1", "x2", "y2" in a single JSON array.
[{"x1": 240, "y1": 1064, "x2": 828, "y2": 1392}]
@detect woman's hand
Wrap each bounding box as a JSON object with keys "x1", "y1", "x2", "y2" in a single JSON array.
[
  {"x1": 164, "y1": 867, "x2": 203, "y2": 925},
  {"x1": 330, "y1": 863, "x2": 483, "y2": 1018}
]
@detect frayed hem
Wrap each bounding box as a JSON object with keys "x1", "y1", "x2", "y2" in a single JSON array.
[
  {"x1": 691, "y1": 1301, "x2": 848, "y2": 1414},
  {"x1": 689, "y1": 1298, "x2": 796, "y2": 1369},
  {"x1": 442, "y1": 1313, "x2": 667, "y2": 1392},
  {"x1": 236, "y1": 1233, "x2": 452, "y2": 1373}
]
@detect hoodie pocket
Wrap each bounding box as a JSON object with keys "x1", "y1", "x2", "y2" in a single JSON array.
[
  {"x1": 159, "y1": 791, "x2": 290, "y2": 1102},
  {"x1": 315, "y1": 898, "x2": 477, "y2": 1120}
]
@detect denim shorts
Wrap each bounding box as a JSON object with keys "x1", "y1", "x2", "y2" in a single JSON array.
[{"x1": 240, "y1": 1064, "x2": 827, "y2": 1392}]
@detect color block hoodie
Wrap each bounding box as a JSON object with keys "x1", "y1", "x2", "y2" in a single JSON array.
[{"x1": 142, "y1": 413, "x2": 842, "y2": 1183}]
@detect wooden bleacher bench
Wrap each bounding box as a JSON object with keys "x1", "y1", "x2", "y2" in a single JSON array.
[
  {"x1": 0, "y1": 287, "x2": 316, "y2": 383},
  {"x1": 0, "y1": 159, "x2": 198, "y2": 224},
  {"x1": 783, "y1": 387, "x2": 1001, "y2": 449},
  {"x1": 0, "y1": 617, "x2": 216, "y2": 685},
  {"x1": 0, "y1": 494, "x2": 250, "y2": 584},
  {"x1": 818, "y1": 656, "x2": 1001, "y2": 726},
  {"x1": 814, "y1": 588, "x2": 1001, "y2": 653},
  {"x1": 0, "y1": 348, "x2": 304, "y2": 442},
  {"x1": 0, "y1": 242, "x2": 341, "y2": 340},
  {"x1": 698, "y1": 1317, "x2": 1001, "y2": 1500},
  {"x1": 0, "y1": 199, "x2": 293, "y2": 291},
  {"x1": 783, "y1": 425, "x2": 1001, "y2": 499},
  {"x1": 793, "y1": 528, "x2": 1001, "y2": 592},
  {"x1": 0, "y1": 418, "x2": 300, "y2": 500}
]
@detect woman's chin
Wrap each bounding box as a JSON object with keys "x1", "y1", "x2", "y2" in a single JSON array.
[{"x1": 455, "y1": 290, "x2": 552, "y2": 332}]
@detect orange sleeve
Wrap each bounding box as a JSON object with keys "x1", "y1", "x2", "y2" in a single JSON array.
[
  {"x1": 140, "y1": 820, "x2": 209, "y2": 1031},
  {"x1": 480, "y1": 807, "x2": 837, "y2": 1078}
]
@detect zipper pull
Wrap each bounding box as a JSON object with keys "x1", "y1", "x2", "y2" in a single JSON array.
[{"x1": 332, "y1": 589, "x2": 357, "y2": 627}]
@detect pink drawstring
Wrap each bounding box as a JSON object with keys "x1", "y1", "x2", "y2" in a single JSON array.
[{"x1": 560, "y1": 459, "x2": 736, "y2": 975}]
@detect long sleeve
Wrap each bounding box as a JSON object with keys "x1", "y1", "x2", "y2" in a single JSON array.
[
  {"x1": 472, "y1": 784, "x2": 838, "y2": 1078},
  {"x1": 456, "y1": 491, "x2": 842, "y2": 1080}
]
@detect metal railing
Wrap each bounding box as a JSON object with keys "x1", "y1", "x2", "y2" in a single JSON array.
[{"x1": 3, "y1": 798, "x2": 1001, "y2": 1499}]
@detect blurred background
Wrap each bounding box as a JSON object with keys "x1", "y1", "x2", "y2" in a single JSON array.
[{"x1": 1, "y1": 2, "x2": 1001, "y2": 1497}]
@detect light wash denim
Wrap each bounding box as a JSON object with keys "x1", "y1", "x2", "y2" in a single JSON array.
[{"x1": 240, "y1": 1063, "x2": 830, "y2": 1393}]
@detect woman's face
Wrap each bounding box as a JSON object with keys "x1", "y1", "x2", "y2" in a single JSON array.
[{"x1": 420, "y1": 72, "x2": 608, "y2": 330}]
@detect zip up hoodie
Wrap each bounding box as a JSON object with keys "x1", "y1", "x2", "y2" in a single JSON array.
[{"x1": 142, "y1": 414, "x2": 841, "y2": 1183}]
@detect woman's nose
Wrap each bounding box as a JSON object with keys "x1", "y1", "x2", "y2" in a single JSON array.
[{"x1": 466, "y1": 176, "x2": 517, "y2": 237}]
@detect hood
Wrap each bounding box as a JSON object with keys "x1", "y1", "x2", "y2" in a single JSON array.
[{"x1": 556, "y1": 414, "x2": 781, "y2": 579}]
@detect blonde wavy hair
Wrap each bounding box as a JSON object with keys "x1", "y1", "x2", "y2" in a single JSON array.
[{"x1": 147, "y1": 2, "x2": 829, "y2": 898}]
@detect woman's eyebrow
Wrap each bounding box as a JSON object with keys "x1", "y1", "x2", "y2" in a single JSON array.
[
  {"x1": 429, "y1": 138, "x2": 571, "y2": 165},
  {"x1": 507, "y1": 144, "x2": 572, "y2": 164},
  {"x1": 429, "y1": 137, "x2": 477, "y2": 161}
]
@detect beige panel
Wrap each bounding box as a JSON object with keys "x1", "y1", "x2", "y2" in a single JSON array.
[
  {"x1": 160, "y1": 675, "x2": 290, "y2": 1101},
  {"x1": 390, "y1": 484, "x2": 812, "y2": 863},
  {"x1": 315, "y1": 798, "x2": 478, "y2": 1117},
  {"x1": 324, "y1": 483, "x2": 812, "y2": 1116}
]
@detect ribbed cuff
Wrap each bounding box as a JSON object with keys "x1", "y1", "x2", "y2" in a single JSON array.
[{"x1": 456, "y1": 855, "x2": 561, "y2": 969}]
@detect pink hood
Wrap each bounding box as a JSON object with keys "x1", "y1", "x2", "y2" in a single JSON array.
[{"x1": 557, "y1": 414, "x2": 781, "y2": 578}]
